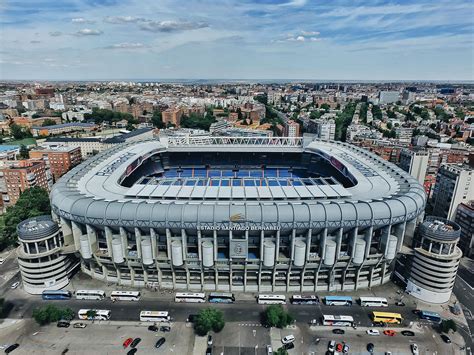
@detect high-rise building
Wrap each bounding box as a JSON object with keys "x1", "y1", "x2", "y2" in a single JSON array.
[
  {"x1": 284, "y1": 120, "x2": 300, "y2": 137},
  {"x1": 399, "y1": 149, "x2": 429, "y2": 185},
  {"x1": 405, "y1": 217, "x2": 462, "y2": 304},
  {"x1": 0, "y1": 159, "x2": 49, "y2": 205},
  {"x1": 162, "y1": 107, "x2": 183, "y2": 127},
  {"x1": 378, "y1": 91, "x2": 400, "y2": 105},
  {"x1": 313, "y1": 119, "x2": 336, "y2": 140},
  {"x1": 431, "y1": 164, "x2": 474, "y2": 220},
  {"x1": 454, "y1": 201, "x2": 474, "y2": 257},
  {"x1": 30, "y1": 146, "x2": 82, "y2": 181}
]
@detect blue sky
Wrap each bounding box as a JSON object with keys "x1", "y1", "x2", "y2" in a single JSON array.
[{"x1": 0, "y1": 0, "x2": 473, "y2": 80}]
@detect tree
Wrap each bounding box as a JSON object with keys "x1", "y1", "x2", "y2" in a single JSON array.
[
  {"x1": 275, "y1": 349, "x2": 288, "y2": 355},
  {"x1": 0, "y1": 187, "x2": 51, "y2": 250},
  {"x1": 10, "y1": 123, "x2": 26, "y2": 140},
  {"x1": 181, "y1": 113, "x2": 216, "y2": 131},
  {"x1": 19, "y1": 144, "x2": 29, "y2": 159},
  {"x1": 441, "y1": 319, "x2": 457, "y2": 333},
  {"x1": 194, "y1": 308, "x2": 225, "y2": 336},
  {"x1": 262, "y1": 305, "x2": 293, "y2": 328},
  {"x1": 86, "y1": 309, "x2": 97, "y2": 319},
  {"x1": 320, "y1": 103, "x2": 330, "y2": 111},
  {"x1": 42, "y1": 119, "x2": 57, "y2": 127},
  {"x1": 386, "y1": 122, "x2": 393, "y2": 130},
  {"x1": 151, "y1": 110, "x2": 165, "y2": 129},
  {"x1": 32, "y1": 305, "x2": 74, "y2": 325}
]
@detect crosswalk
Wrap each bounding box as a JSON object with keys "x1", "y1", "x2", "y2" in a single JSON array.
[{"x1": 238, "y1": 323, "x2": 263, "y2": 327}]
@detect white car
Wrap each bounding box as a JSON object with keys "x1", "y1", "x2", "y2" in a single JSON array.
[
  {"x1": 328, "y1": 340, "x2": 336, "y2": 353},
  {"x1": 411, "y1": 344, "x2": 419, "y2": 355},
  {"x1": 281, "y1": 335, "x2": 295, "y2": 344},
  {"x1": 366, "y1": 329, "x2": 380, "y2": 336},
  {"x1": 10, "y1": 281, "x2": 20, "y2": 289},
  {"x1": 0, "y1": 258, "x2": 5, "y2": 265},
  {"x1": 266, "y1": 345, "x2": 273, "y2": 355}
]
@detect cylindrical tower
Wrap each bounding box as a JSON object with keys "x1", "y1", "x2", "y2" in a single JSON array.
[
  {"x1": 406, "y1": 217, "x2": 462, "y2": 304},
  {"x1": 16, "y1": 215, "x2": 79, "y2": 295}
]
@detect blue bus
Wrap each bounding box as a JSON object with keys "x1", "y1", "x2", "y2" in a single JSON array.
[
  {"x1": 208, "y1": 292, "x2": 235, "y2": 304},
  {"x1": 324, "y1": 296, "x2": 353, "y2": 306},
  {"x1": 419, "y1": 310, "x2": 441, "y2": 323},
  {"x1": 42, "y1": 290, "x2": 72, "y2": 300}
]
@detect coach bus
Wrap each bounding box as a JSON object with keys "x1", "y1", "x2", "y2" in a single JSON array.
[
  {"x1": 76, "y1": 290, "x2": 106, "y2": 300},
  {"x1": 372, "y1": 311, "x2": 403, "y2": 325},
  {"x1": 419, "y1": 310, "x2": 441, "y2": 323},
  {"x1": 41, "y1": 290, "x2": 72, "y2": 300},
  {"x1": 78, "y1": 309, "x2": 111, "y2": 321},
  {"x1": 359, "y1": 297, "x2": 388, "y2": 307},
  {"x1": 257, "y1": 294, "x2": 286, "y2": 305},
  {"x1": 110, "y1": 291, "x2": 141, "y2": 301},
  {"x1": 324, "y1": 296, "x2": 353, "y2": 306},
  {"x1": 322, "y1": 315, "x2": 354, "y2": 327},
  {"x1": 290, "y1": 294, "x2": 319, "y2": 305},
  {"x1": 139, "y1": 311, "x2": 171, "y2": 322},
  {"x1": 174, "y1": 292, "x2": 206, "y2": 303},
  {"x1": 208, "y1": 292, "x2": 235, "y2": 304}
]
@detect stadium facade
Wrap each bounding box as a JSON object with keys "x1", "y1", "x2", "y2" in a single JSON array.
[{"x1": 49, "y1": 136, "x2": 426, "y2": 292}]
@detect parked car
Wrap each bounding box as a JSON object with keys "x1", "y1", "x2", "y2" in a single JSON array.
[
  {"x1": 281, "y1": 335, "x2": 295, "y2": 344},
  {"x1": 328, "y1": 340, "x2": 336, "y2": 353},
  {"x1": 4, "y1": 344, "x2": 19, "y2": 354},
  {"x1": 160, "y1": 325, "x2": 171, "y2": 332},
  {"x1": 266, "y1": 345, "x2": 273, "y2": 355},
  {"x1": 123, "y1": 338, "x2": 133, "y2": 349},
  {"x1": 10, "y1": 282, "x2": 20, "y2": 289},
  {"x1": 343, "y1": 343, "x2": 349, "y2": 353},
  {"x1": 207, "y1": 335, "x2": 213, "y2": 346},
  {"x1": 205, "y1": 347, "x2": 212, "y2": 355},
  {"x1": 411, "y1": 343, "x2": 419, "y2": 355},
  {"x1": 0, "y1": 257, "x2": 5, "y2": 265},
  {"x1": 401, "y1": 330, "x2": 415, "y2": 336},
  {"x1": 57, "y1": 320, "x2": 70, "y2": 328},
  {"x1": 155, "y1": 337, "x2": 166, "y2": 349},
  {"x1": 366, "y1": 329, "x2": 380, "y2": 336},
  {"x1": 283, "y1": 342, "x2": 295, "y2": 350},
  {"x1": 148, "y1": 325, "x2": 159, "y2": 332},
  {"x1": 440, "y1": 334, "x2": 451, "y2": 343},
  {"x1": 332, "y1": 328, "x2": 345, "y2": 335},
  {"x1": 367, "y1": 343, "x2": 375, "y2": 353},
  {"x1": 383, "y1": 330, "x2": 396, "y2": 336},
  {"x1": 395, "y1": 301, "x2": 405, "y2": 306},
  {"x1": 73, "y1": 323, "x2": 87, "y2": 329},
  {"x1": 126, "y1": 349, "x2": 137, "y2": 355},
  {"x1": 130, "y1": 338, "x2": 141, "y2": 348},
  {"x1": 336, "y1": 343, "x2": 343, "y2": 352}
]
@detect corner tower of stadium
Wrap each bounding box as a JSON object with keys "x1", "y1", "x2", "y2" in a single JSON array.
[{"x1": 50, "y1": 136, "x2": 426, "y2": 292}]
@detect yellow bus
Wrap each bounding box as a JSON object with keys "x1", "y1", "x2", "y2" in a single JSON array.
[{"x1": 372, "y1": 311, "x2": 403, "y2": 325}]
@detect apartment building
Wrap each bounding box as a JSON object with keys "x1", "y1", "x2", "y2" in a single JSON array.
[
  {"x1": 30, "y1": 146, "x2": 82, "y2": 181},
  {"x1": 454, "y1": 201, "x2": 474, "y2": 257},
  {"x1": 162, "y1": 107, "x2": 183, "y2": 126},
  {"x1": 284, "y1": 120, "x2": 300, "y2": 138},
  {"x1": 399, "y1": 149, "x2": 429, "y2": 185}
]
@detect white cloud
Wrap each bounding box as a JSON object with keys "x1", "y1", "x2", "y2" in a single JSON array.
[
  {"x1": 279, "y1": 0, "x2": 307, "y2": 7},
  {"x1": 104, "y1": 16, "x2": 145, "y2": 24},
  {"x1": 139, "y1": 20, "x2": 209, "y2": 32},
  {"x1": 104, "y1": 42, "x2": 148, "y2": 49},
  {"x1": 75, "y1": 28, "x2": 103, "y2": 36},
  {"x1": 72, "y1": 17, "x2": 95, "y2": 24}
]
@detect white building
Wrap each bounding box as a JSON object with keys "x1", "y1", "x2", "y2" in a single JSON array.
[
  {"x1": 314, "y1": 119, "x2": 336, "y2": 140},
  {"x1": 399, "y1": 149, "x2": 429, "y2": 185},
  {"x1": 379, "y1": 91, "x2": 400, "y2": 105}
]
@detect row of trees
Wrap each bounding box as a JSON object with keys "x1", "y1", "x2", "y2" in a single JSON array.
[
  {"x1": 0, "y1": 187, "x2": 51, "y2": 251},
  {"x1": 32, "y1": 305, "x2": 74, "y2": 325},
  {"x1": 84, "y1": 108, "x2": 138, "y2": 126}
]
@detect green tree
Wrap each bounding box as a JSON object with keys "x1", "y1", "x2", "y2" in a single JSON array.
[
  {"x1": 262, "y1": 305, "x2": 294, "y2": 328},
  {"x1": 0, "y1": 187, "x2": 51, "y2": 250},
  {"x1": 86, "y1": 309, "x2": 97, "y2": 319},
  {"x1": 372, "y1": 105, "x2": 383, "y2": 120},
  {"x1": 441, "y1": 319, "x2": 457, "y2": 333},
  {"x1": 19, "y1": 144, "x2": 29, "y2": 159},
  {"x1": 320, "y1": 103, "x2": 330, "y2": 111},
  {"x1": 151, "y1": 110, "x2": 165, "y2": 128},
  {"x1": 32, "y1": 305, "x2": 74, "y2": 325},
  {"x1": 10, "y1": 123, "x2": 26, "y2": 140},
  {"x1": 180, "y1": 113, "x2": 216, "y2": 131},
  {"x1": 275, "y1": 348, "x2": 289, "y2": 355},
  {"x1": 194, "y1": 308, "x2": 225, "y2": 336},
  {"x1": 386, "y1": 122, "x2": 393, "y2": 130},
  {"x1": 41, "y1": 119, "x2": 57, "y2": 127}
]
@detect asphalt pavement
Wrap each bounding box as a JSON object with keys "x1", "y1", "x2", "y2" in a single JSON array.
[{"x1": 453, "y1": 260, "x2": 474, "y2": 354}]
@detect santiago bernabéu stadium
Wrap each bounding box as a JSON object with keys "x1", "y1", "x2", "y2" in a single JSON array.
[{"x1": 48, "y1": 136, "x2": 426, "y2": 293}]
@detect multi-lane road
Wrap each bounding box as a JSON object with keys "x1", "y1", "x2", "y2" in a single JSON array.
[{"x1": 453, "y1": 261, "x2": 474, "y2": 353}]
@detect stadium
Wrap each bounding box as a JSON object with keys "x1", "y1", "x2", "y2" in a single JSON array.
[{"x1": 50, "y1": 136, "x2": 426, "y2": 292}]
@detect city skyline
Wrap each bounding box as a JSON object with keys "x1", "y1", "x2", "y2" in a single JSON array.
[{"x1": 1, "y1": 0, "x2": 473, "y2": 81}]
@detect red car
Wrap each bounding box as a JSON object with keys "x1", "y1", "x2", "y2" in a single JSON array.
[
  {"x1": 123, "y1": 338, "x2": 133, "y2": 348},
  {"x1": 383, "y1": 330, "x2": 396, "y2": 336},
  {"x1": 336, "y1": 343, "x2": 343, "y2": 352}
]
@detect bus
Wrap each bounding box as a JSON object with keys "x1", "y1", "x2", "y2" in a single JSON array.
[
  {"x1": 110, "y1": 291, "x2": 141, "y2": 301},
  {"x1": 291, "y1": 294, "x2": 319, "y2": 305},
  {"x1": 139, "y1": 311, "x2": 171, "y2": 322},
  {"x1": 78, "y1": 309, "x2": 111, "y2": 321},
  {"x1": 174, "y1": 292, "x2": 206, "y2": 303},
  {"x1": 322, "y1": 315, "x2": 354, "y2": 327},
  {"x1": 257, "y1": 294, "x2": 286, "y2": 305},
  {"x1": 372, "y1": 311, "x2": 403, "y2": 325},
  {"x1": 419, "y1": 310, "x2": 441, "y2": 323},
  {"x1": 359, "y1": 297, "x2": 388, "y2": 307},
  {"x1": 41, "y1": 290, "x2": 72, "y2": 300},
  {"x1": 208, "y1": 292, "x2": 235, "y2": 304},
  {"x1": 324, "y1": 296, "x2": 353, "y2": 306},
  {"x1": 76, "y1": 290, "x2": 106, "y2": 300}
]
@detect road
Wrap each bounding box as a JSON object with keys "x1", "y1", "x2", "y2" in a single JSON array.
[{"x1": 453, "y1": 260, "x2": 474, "y2": 354}]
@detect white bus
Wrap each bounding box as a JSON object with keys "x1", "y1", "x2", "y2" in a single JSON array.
[
  {"x1": 78, "y1": 309, "x2": 111, "y2": 321},
  {"x1": 322, "y1": 315, "x2": 354, "y2": 327},
  {"x1": 257, "y1": 294, "x2": 286, "y2": 305},
  {"x1": 110, "y1": 290, "x2": 141, "y2": 301},
  {"x1": 139, "y1": 311, "x2": 171, "y2": 322},
  {"x1": 76, "y1": 290, "x2": 106, "y2": 300},
  {"x1": 359, "y1": 297, "x2": 388, "y2": 307},
  {"x1": 174, "y1": 292, "x2": 206, "y2": 303}
]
